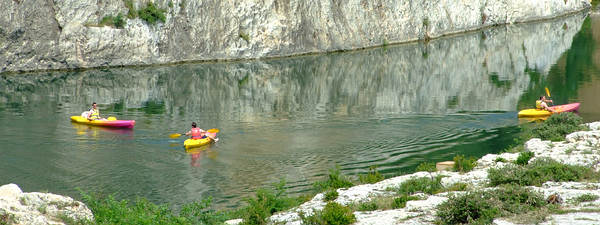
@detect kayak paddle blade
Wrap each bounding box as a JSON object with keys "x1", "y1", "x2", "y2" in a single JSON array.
[
  {"x1": 207, "y1": 128, "x2": 220, "y2": 133},
  {"x1": 169, "y1": 133, "x2": 182, "y2": 138},
  {"x1": 545, "y1": 87, "x2": 551, "y2": 97}
]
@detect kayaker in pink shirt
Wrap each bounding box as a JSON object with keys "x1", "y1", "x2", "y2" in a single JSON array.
[{"x1": 185, "y1": 122, "x2": 206, "y2": 140}]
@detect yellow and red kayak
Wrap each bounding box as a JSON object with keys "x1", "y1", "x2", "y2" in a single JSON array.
[
  {"x1": 517, "y1": 103, "x2": 580, "y2": 118},
  {"x1": 183, "y1": 132, "x2": 218, "y2": 150},
  {"x1": 70, "y1": 116, "x2": 135, "y2": 128}
]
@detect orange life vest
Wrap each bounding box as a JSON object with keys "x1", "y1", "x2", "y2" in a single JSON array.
[{"x1": 191, "y1": 128, "x2": 204, "y2": 139}]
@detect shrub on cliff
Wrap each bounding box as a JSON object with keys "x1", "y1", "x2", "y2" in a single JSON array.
[
  {"x1": 453, "y1": 155, "x2": 477, "y2": 173},
  {"x1": 358, "y1": 166, "x2": 385, "y2": 184},
  {"x1": 395, "y1": 176, "x2": 443, "y2": 195},
  {"x1": 138, "y1": 2, "x2": 166, "y2": 25},
  {"x1": 240, "y1": 180, "x2": 306, "y2": 225},
  {"x1": 415, "y1": 162, "x2": 437, "y2": 172},
  {"x1": 515, "y1": 151, "x2": 534, "y2": 165},
  {"x1": 300, "y1": 202, "x2": 356, "y2": 225},
  {"x1": 523, "y1": 112, "x2": 586, "y2": 141},
  {"x1": 98, "y1": 13, "x2": 126, "y2": 29},
  {"x1": 436, "y1": 184, "x2": 546, "y2": 225},
  {"x1": 313, "y1": 166, "x2": 354, "y2": 192},
  {"x1": 488, "y1": 158, "x2": 599, "y2": 186}
]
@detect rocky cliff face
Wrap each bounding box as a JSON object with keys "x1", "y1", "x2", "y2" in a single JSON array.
[
  {"x1": 0, "y1": 0, "x2": 591, "y2": 73},
  {"x1": 0, "y1": 12, "x2": 588, "y2": 117}
]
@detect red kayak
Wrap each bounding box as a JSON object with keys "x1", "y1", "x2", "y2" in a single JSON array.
[{"x1": 517, "y1": 103, "x2": 580, "y2": 117}]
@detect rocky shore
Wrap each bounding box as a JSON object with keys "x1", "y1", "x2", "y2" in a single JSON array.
[
  {"x1": 226, "y1": 122, "x2": 600, "y2": 225},
  {"x1": 0, "y1": 184, "x2": 93, "y2": 225},
  {"x1": 0, "y1": 0, "x2": 591, "y2": 73}
]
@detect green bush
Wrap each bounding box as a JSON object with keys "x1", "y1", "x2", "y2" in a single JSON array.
[
  {"x1": 356, "y1": 201, "x2": 378, "y2": 211},
  {"x1": 495, "y1": 157, "x2": 508, "y2": 163},
  {"x1": 323, "y1": 189, "x2": 339, "y2": 202},
  {"x1": 393, "y1": 195, "x2": 421, "y2": 209},
  {"x1": 574, "y1": 194, "x2": 599, "y2": 203},
  {"x1": 300, "y1": 202, "x2": 356, "y2": 225},
  {"x1": 436, "y1": 185, "x2": 546, "y2": 225},
  {"x1": 123, "y1": 0, "x2": 137, "y2": 19},
  {"x1": 81, "y1": 192, "x2": 222, "y2": 225},
  {"x1": 396, "y1": 176, "x2": 443, "y2": 195},
  {"x1": 453, "y1": 155, "x2": 477, "y2": 173},
  {"x1": 358, "y1": 166, "x2": 385, "y2": 184},
  {"x1": 138, "y1": 2, "x2": 166, "y2": 25},
  {"x1": 240, "y1": 180, "x2": 305, "y2": 225},
  {"x1": 524, "y1": 113, "x2": 586, "y2": 141},
  {"x1": 314, "y1": 166, "x2": 354, "y2": 192},
  {"x1": 415, "y1": 162, "x2": 437, "y2": 172},
  {"x1": 515, "y1": 151, "x2": 534, "y2": 166},
  {"x1": 98, "y1": 13, "x2": 126, "y2": 29},
  {"x1": 488, "y1": 158, "x2": 599, "y2": 187}
]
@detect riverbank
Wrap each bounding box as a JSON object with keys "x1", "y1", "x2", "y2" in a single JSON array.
[
  {"x1": 2, "y1": 114, "x2": 599, "y2": 224},
  {"x1": 242, "y1": 119, "x2": 600, "y2": 225},
  {"x1": 0, "y1": 0, "x2": 591, "y2": 73}
]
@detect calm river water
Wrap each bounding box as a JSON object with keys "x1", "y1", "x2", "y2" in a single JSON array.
[{"x1": 1, "y1": 12, "x2": 600, "y2": 209}]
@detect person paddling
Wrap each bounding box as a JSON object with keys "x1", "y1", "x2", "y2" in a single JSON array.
[
  {"x1": 536, "y1": 96, "x2": 555, "y2": 113},
  {"x1": 185, "y1": 122, "x2": 207, "y2": 140},
  {"x1": 86, "y1": 102, "x2": 106, "y2": 121}
]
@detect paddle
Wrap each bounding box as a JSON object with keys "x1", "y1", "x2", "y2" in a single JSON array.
[
  {"x1": 545, "y1": 87, "x2": 553, "y2": 107},
  {"x1": 169, "y1": 128, "x2": 220, "y2": 139}
]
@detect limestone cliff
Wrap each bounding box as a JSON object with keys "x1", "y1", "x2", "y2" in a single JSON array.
[{"x1": 0, "y1": 0, "x2": 591, "y2": 73}]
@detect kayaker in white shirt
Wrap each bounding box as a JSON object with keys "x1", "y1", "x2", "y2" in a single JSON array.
[
  {"x1": 86, "y1": 102, "x2": 106, "y2": 121},
  {"x1": 536, "y1": 96, "x2": 555, "y2": 112}
]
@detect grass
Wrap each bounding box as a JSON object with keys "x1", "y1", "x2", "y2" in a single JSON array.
[
  {"x1": 239, "y1": 180, "x2": 309, "y2": 225},
  {"x1": 453, "y1": 155, "x2": 476, "y2": 173},
  {"x1": 0, "y1": 211, "x2": 16, "y2": 225},
  {"x1": 123, "y1": 0, "x2": 137, "y2": 19},
  {"x1": 323, "y1": 189, "x2": 339, "y2": 202},
  {"x1": 488, "y1": 158, "x2": 599, "y2": 187},
  {"x1": 394, "y1": 176, "x2": 444, "y2": 195},
  {"x1": 81, "y1": 192, "x2": 228, "y2": 225},
  {"x1": 495, "y1": 157, "x2": 507, "y2": 163},
  {"x1": 415, "y1": 162, "x2": 436, "y2": 172},
  {"x1": 573, "y1": 194, "x2": 600, "y2": 203},
  {"x1": 436, "y1": 184, "x2": 547, "y2": 225},
  {"x1": 300, "y1": 202, "x2": 356, "y2": 225},
  {"x1": 98, "y1": 13, "x2": 126, "y2": 29},
  {"x1": 358, "y1": 166, "x2": 384, "y2": 184},
  {"x1": 313, "y1": 166, "x2": 354, "y2": 192},
  {"x1": 515, "y1": 151, "x2": 534, "y2": 165}
]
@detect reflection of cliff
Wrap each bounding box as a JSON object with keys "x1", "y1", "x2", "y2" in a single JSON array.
[{"x1": 0, "y1": 13, "x2": 587, "y2": 117}]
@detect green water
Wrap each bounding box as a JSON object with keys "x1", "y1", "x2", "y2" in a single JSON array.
[{"x1": 1, "y1": 12, "x2": 599, "y2": 209}]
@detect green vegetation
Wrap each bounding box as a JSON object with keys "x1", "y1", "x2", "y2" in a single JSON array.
[
  {"x1": 123, "y1": 0, "x2": 137, "y2": 19},
  {"x1": 436, "y1": 184, "x2": 547, "y2": 225},
  {"x1": 239, "y1": 180, "x2": 307, "y2": 225},
  {"x1": 0, "y1": 211, "x2": 16, "y2": 225},
  {"x1": 395, "y1": 176, "x2": 443, "y2": 195},
  {"x1": 453, "y1": 155, "x2": 477, "y2": 173},
  {"x1": 522, "y1": 113, "x2": 587, "y2": 142},
  {"x1": 488, "y1": 158, "x2": 599, "y2": 187},
  {"x1": 122, "y1": 0, "x2": 166, "y2": 25},
  {"x1": 300, "y1": 202, "x2": 356, "y2": 225},
  {"x1": 81, "y1": 192, "x2": 225, "y2": 225},
  {"x1": 573, "y1": 194, "x2": 599, "y2": 203},
  {"x1": 358, "y1": 166, "x2": 384, "y2": 184},
  {"x1": 168, "y1": 1, "x2": 173, "y2": 8},
  {"x1": 495, "y1": 157, "x2": 507, "y2": 163},
  {"x1": 239, "y1": 31, "x2": 250, "y2": 43},
  {"x1": 98, "y1": 13, "x2": 126, "y2": 29},
  {"x1": 323, "y1": 189, "x2": 339, "y2": 202},
  {"x1": 515, "y1": 151, "x2": 534, "y2": 165},
  {"x1": 415, "y1": 162, "x2": 436, "y2": 172},
  {"x1": 313, "y1": 166, "x2": 354, "y2": 192},
  {"x1": 138, "y1": 2, "x2": 166, "y2": 25}
]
